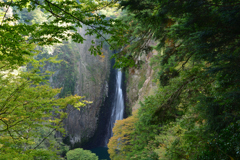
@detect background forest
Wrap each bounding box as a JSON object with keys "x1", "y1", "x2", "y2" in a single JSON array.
[{"x1": 0, "y1": 0, "x2": 240, "y2": 160}]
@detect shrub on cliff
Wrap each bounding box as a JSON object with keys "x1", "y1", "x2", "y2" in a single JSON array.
[{"x1": 108, "y1": 111, "x2": 138, "y2": 160}]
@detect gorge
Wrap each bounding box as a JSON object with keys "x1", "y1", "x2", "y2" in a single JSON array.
[
  {"x1": 46, "y1": 31, "x2": 127, "y2": 158},
  {"x1": 88, "y1": 68, "x2": 126, "y2": 160},
  {"x1": 2, "y1": 0, "x2": 239, "y2": 159},
  {"x1": 0, "y1": 2, "x2": 129, "y2": 159}
]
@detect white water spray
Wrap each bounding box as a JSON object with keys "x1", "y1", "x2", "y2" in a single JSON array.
[{"x1": 105, "y1": 70, "x2": 124, "y2": 146}]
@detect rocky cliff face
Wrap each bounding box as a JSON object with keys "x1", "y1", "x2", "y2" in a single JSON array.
[
  {"x1": 46, "y1": 25, "x2": 110, "y2": 147},
  {"x1": 126, "y1": 48, "x2": 158, "y2": 112}
]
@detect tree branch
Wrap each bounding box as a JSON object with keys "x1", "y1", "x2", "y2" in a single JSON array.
[
  {"x1": 33, "y1": 0, "x2": 115, "y2": 50},
  {"x1": 0, "y1": 118, "x2": 9, "y2": 132},
  {"x1": 33, "y1": 119, "x2": 63, "y2": 149},
  {"x1": 82, "y1": 1, "x2": 116, "y2": 14},
  {"x1": 0, "y1": 82, "x2": 27, "y2": 115},
  {"x1": 178, "y1": 54, "x2": 193, "y2": 71},
  {"x1": 0, "y1": 0, "x2": 13, "y2": 26},
  {"x1": 155, "y1": 76, "x2": 197, "y2": 116}
]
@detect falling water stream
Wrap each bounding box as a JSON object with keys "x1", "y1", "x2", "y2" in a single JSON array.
[
  {"x1": 105, "y1": 70, "x2": 125, "y2": 145},
  {"x1": 90, "y1": 69, "x2": 125, "y2": 160}
]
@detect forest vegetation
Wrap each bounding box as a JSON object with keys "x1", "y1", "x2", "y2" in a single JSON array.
[
  {"x1": 108, "y1": 0, "x2": 240, "y2": 160},
  {"x1": 0, "y1": 0, "x2": 116, "y2": 159}
]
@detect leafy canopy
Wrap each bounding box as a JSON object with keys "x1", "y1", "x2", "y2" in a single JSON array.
[
  {"x1": 108, "y1": 0, "x2": 240, "y2": 159},
  {"x1": 0, "y1": 0, "x2": 119, "y2": 61},
  {"x1": 0, "y1": 0, "x2": 115, "y2": 159}
]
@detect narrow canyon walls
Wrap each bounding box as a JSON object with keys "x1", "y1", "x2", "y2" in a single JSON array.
[{"x1": 46, "y1": 25, "x2": 111, "y2": 147}]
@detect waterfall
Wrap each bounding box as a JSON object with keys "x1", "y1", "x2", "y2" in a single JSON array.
[{"x1": 105, "y1": 70, "x2": 124, "y2": 146}]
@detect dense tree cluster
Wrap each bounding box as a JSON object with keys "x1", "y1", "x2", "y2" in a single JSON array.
[{"x1": 108, "y1": 0, "x2": 240, "y2": 159}]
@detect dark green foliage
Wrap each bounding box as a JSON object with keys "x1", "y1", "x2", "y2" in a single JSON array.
[{"x1": 108, "y1": 0, "x2": 240, "y2": 159}]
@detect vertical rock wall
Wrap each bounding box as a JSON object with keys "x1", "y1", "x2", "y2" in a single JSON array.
[
  {"x1": 126, "y1": 48, "x2": 158, "y2": 112},
  {"x1": 48, "y1": 25, "x2": 110, "y2": 147}
]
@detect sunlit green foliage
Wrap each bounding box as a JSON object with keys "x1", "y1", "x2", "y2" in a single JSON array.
[
  {"x1": 108, "y1": 111, "x2": 138, "y2": 160},
  {"x1": 0, "y1": 52, "x2": 89, "y2": 159},
  {"x1": 66, "y1": 148, "x2": 98, "y2": 160},
  {"x1": 0, "y1": 0, "x2": 119, "y2": 59},
  {"x1": 0, "y1": 0, "x2": 112, "y2": 158}
]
